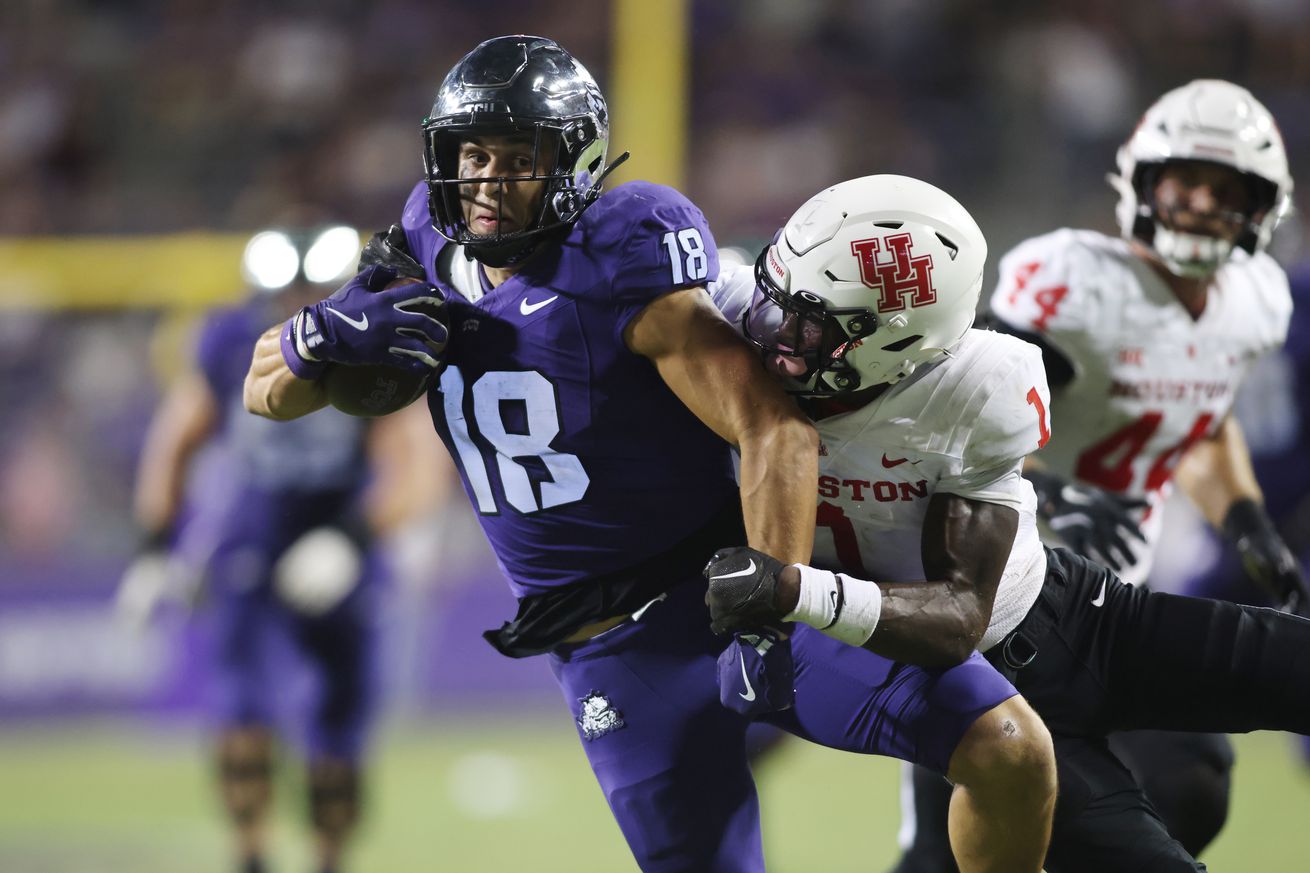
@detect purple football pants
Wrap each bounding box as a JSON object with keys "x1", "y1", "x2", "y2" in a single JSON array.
[
  {"x1": 201, "y1": 489, "x2": 378, "y2": 761},
  {"x1": 548, "y1": 577, "x2": 1017, "y2": 873}
]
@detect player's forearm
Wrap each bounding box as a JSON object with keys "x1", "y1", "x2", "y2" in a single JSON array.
[
  {"x1": 773, "y1": 564, "x2": 987, "y2": 667},
  {"x1": 737, "y1": 416, "x2": 819, "y2": 565},
  {"x1": 871, "y1": 580, "x2": 990, "y2": 667},
  {"x1": 1176, "y1": 416, "x2": 1262, "y2": 529},
  {"x1": 133, "y1": 445, "x2": 194, "y2": 535},
  {"x1": 133, "y1": 376, "x2": 218, "y2": 534},
  {"x1": 244, "y1": 324, "x2": 329, "y2": 420}
]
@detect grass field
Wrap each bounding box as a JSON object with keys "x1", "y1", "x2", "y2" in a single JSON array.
[{"x1": 0, "y1": 716, "x2": 1307, "y2": 872}]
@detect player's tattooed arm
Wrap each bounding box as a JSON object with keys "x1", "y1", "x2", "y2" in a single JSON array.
[
  {"x1": 625, "y1": 286, "x2": 819, "y2": 565},
  {"x1": 244, "y1": 323, "x2": 330, "y2": 420}
]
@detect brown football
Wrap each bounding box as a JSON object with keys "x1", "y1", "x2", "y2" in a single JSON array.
[{"x1": 321, "y1": 278, "x2": 438, "y2": 417}]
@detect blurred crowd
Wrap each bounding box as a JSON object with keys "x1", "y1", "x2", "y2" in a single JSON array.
[
  {"x1": 2, "y1": 0, "x2": 1310, "y2": 575},
  {"x1": 3, "y1": 0, "x2": 1308, "y2": 247}
]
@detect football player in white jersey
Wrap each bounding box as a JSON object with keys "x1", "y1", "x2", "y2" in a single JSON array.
[
  {"x1": 704, "y1": 173, "x2": 1310, "y2": 873},
  {"x1": 965, "y1": 77, "x2": 1309, "y2": 865}
]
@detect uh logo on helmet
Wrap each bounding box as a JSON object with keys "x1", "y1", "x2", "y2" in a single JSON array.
[
  {"x1": 745, "y1": 175, "x2": 987, "y2": 394},
  {"x1": 1110, "y1": 79, "x2": 1293, "y2": 278}
]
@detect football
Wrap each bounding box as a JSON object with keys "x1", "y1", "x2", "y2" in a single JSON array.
[{"x1": 321, "y1": 277, "x2": 439, "y2": 417}]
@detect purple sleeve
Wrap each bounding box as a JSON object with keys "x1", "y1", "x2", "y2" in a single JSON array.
[
  {"x1": 195, "y1": 310, "x2": 240, "y2": 394},
  {"x1": 194, "y1": 305, "x2": 268, "y2": 404},
  {"x1": 400, "y1": 181, "x2": 442, "y2": 285},
  {"x1": 602, "y1": 182, "x2": 721, "y2": 335}
]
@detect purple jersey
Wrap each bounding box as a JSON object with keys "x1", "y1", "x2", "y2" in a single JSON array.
[{"x1": 398, "y1": 181, "x2": 737, "y2": 597}]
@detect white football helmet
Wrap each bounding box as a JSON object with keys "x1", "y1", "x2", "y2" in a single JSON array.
[
  {"x1": 1110, "y1": 79, "x2": 1292, "y2": 277},
  {"x1": 743, "y1": 175, "x2": 987, "y2": 394}
]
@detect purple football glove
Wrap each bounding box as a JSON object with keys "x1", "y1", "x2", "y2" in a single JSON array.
[
  {"x1": 284, "y1": 265, "x2": 447, "y2": 378},
  {"x1": 717, "y1": 629, "x2": 795, "y2": 718}
]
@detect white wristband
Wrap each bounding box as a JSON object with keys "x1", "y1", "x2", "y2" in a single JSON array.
[
  {"x1": 784, "y1": 563, "x2": 882, "y2": 647},
  {"x1": 293, "y1": 309, "x2": 323, "y2": 362}
]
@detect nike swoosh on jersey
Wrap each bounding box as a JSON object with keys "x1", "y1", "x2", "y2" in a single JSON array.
[
  {"x1": 881, "y1": 454, "x2": 909, "y2": 468},
  {"x1": 737, "y1": 650, "x2": 757, "y2": 702},
  {"x1": 520, "y1": 295, "x2": 558, "y2": 316},
  {"x1": 712, "y1": 559, "x2": 757, "y2": 581},
  {"x1": 325, "y1": 307, "x2": 368, "y2": 331},
  {"x1": 1091, "y1": 578, "x2": 1107, "y2": 608}
]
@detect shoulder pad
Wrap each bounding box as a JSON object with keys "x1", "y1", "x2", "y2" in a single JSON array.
[
  {"x1": 989, "y1": 229, "x2": 1112, "y2": 338},
  {"x1": 581, "y1": 181, "x2": 721, "y2": 302}
]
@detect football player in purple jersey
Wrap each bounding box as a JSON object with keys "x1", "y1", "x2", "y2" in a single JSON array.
[
  {"x1": 120, "y1": 225, "x2": 440, "y2": 873},
  {"x1": 244, "y1": 36, "x2": 1057, "y2": 873}
]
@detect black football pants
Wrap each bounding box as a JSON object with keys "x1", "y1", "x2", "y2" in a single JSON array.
[{"x1": 890, "y1": 546, "x2": 1310, "y2": 873}]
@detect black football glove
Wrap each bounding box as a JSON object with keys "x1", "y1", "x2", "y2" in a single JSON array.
[
  {"x1": 1223, "y1": 498, "x2": 1310, "y2": 618},
  {"x1": 703, "y1": 546, "x2": 787, "y2": 635},
  {"x1": 1026, "y1": 469, "x2": 1148, "y2": 573},
  {"x1": 358, "y1": 225, "x2": 426, "y2": 280}
]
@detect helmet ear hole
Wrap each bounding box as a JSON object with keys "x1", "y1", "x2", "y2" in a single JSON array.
[{"x1": 881, "y1": 335, "x2": 922, "y2": 353}]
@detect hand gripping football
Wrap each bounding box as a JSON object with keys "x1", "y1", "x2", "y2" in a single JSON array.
[{"x1": 322, "y1": 277, "x2": 442, "y2": 416}]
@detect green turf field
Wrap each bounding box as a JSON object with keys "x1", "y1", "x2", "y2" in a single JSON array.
[{"x1": 0, "y1": 717, "x2": 1306, "y2": 872}]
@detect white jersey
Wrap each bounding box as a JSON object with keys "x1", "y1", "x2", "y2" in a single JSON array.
[
  {"x1": 989, "y1": 228, "x2": 1292, "y2": 585},
  {"x1": 712, "y1": 265, "x2": 1050, "y2": 650}
]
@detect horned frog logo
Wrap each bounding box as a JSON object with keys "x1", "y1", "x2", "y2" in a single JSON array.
[{"x1": 577, "y1": 690, "x2": 626, "y2": 741}]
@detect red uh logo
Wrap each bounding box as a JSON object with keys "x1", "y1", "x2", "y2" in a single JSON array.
[{"x1": 850, "y1": 233, "x2": 936, "y2": 312}]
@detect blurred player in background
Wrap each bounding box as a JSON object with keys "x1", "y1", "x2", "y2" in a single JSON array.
[
  {"x1": 892, "y1": 79, "x2": 1308, "y2": 870},
  {"x1": 117, "y1": 225, "x2": 440, "y2": 873},
  {"x1": 245, "y1": 35, "x2": 1057, "y2": 873},
  {"x1": 707, "y1": 172, "x2": 1310, "y2": 873}
]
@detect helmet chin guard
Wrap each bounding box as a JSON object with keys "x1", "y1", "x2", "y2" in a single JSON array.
[{"x1": 1109, "y1": 79, "x2": 1292, "y2": 276}]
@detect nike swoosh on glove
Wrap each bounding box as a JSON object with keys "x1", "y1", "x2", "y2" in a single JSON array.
[
  {"x1": 716, "y1": 629, "x2": 795, "y2": 718},
  {"x1": 704, "y1": 546, "x2": 787, "y2": 635},
  {"x1": 289, "y1": 265, "x2": 448, "y2": 373}
]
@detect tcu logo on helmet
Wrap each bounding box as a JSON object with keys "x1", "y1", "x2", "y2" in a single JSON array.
[{"x1": 850, "y1": 233, "x2": 936, "y2": 313}]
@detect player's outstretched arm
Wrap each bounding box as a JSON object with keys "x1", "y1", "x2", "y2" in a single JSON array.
[
  {"x1": 244, "y1": 322, "x2": 330, "y2": 420},
  {"x1": 118, "y1": 369, "x2": 219, "y2": 629},
  {"x1": 705, "y1": 492, "x2": 1015, "y2": 667},
  {"x1": 134, "y1": 370, "x2": 220, "y2": 535},
  {"x1": 1177, "y1": 415, "x2": 1308, "y2": 613},
  {"x1": 625, "y1": 286, "x2": 818, "y2": 565}
]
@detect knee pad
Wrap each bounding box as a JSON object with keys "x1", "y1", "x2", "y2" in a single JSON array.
[
  {"x1": 1110, "y1": 731, "x2": 1232, "y2": 859},
  {"x1": 308, "y1": 758, "x2": 362, "y2": 838},
  {"x1": 217, "y1": 731, "x2": 274, "y2": 826}
]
